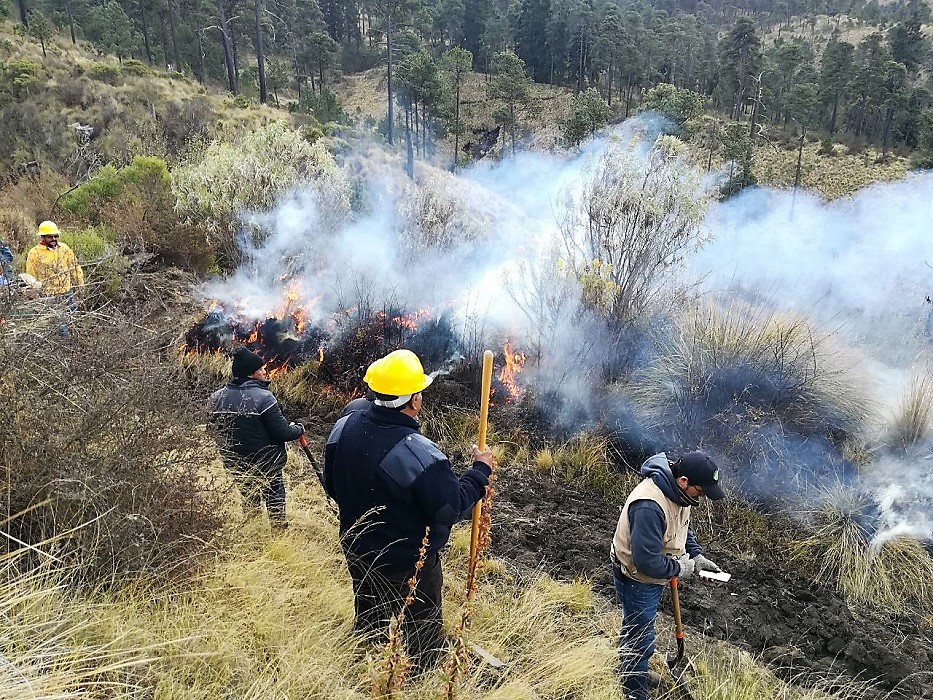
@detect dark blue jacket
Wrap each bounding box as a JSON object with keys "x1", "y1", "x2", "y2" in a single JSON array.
[
  {"x1": 628, "y1": 455, "x2": 703, "y2": 580},
  {"x1": 324, "y1": 404, "x2": 491, "y2": 574},
  {"x1": 208, "y1": 378, "x2": 303, "y2": 468}
]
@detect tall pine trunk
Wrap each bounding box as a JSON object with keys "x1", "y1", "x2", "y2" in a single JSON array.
[
  {"x1": 167, "y1": 0, "x2": 181, "y2": 70},
  {"x1": 217, "y1": 0, "x2": 238, "y2": 93},
  {"x1": 254, "y1": 0, "x2": 268, "y2": 104},
  {"x1": 65, "y1": 0, "x2": 77, "y2": 44},
  {"x1": 386, "y1": 15, "x2": 395, "y2": 144}
]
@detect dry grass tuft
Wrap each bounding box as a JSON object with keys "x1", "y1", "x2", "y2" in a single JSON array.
[
  {"x1": 793, "y1": 488, "x2": 933, "y2": 616},
  {"x1": 885, "y1": 371, "x2": 933, "y2": 454},
  {"x1": 639, "y1": 300, "x2": 872, "y2": 441}
]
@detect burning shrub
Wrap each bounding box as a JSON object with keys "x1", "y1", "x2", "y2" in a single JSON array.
[{"x1": 0, "y1": 298, "x2": 226, "y2": 585}]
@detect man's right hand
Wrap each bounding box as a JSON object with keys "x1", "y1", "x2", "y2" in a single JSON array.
[
  {"x1": 472, "y1": 444, "x2": 494, "y2": 467},
  {"x1": 676, "y1": 554, "x2": 696, "y2": 579}
]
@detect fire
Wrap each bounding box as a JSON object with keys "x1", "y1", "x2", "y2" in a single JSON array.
[{"x1": 497, "y1": 341, "x2": 526, "y2": 403}]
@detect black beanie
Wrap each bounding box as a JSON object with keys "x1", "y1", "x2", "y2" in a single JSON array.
[{"x1": 231, "y1": 348, "x2": 265, "y2": 378}]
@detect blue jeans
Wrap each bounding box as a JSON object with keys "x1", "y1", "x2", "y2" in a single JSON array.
[{"x1": 614, "y1": 568, "x2": 665, "y2": 700}]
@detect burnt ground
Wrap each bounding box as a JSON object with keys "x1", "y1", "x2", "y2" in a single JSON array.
[{"x1": 489, "y1": 467, "x2": 933, "y2": 699}]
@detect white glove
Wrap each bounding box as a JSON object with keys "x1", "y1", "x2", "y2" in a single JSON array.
[
  {"x1": 676, "y1": 554, "x2": 696, "y2": 579},
  {"x1": 693, "y1": 554, "x2": 721, "y2": 574}
]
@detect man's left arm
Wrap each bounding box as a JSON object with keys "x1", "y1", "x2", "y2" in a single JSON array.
[
  {"x1": 258, "y1": 398, "x2": 304, "y2": 443},
  {"x1": 413, "y1": 457, "x2": 490, "y2": 527}
]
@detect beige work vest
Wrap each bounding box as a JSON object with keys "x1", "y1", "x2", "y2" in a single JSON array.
[{"x1": 612, "y1": 478, "x2": 691, "y2": 585}]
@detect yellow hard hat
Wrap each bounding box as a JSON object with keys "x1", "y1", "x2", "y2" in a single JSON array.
[
  {"x1": 38, "y1": 220, "x2": 60, "y2": 236},
  {"x1": 364, "y1": 349, "x2": 434, "y2": 396}
]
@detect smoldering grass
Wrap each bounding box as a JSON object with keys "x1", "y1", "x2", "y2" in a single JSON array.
[
  {"x1": 634, "y1": 300, "x2": 873, "y2": 442},
  {"x1": 792, "y1": 487, "x2": 933, "y2": 616}
]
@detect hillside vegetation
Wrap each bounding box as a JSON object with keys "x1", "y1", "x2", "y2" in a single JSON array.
[{"x1": 2, "y1": 3, "x2": 933, "y2": 699}]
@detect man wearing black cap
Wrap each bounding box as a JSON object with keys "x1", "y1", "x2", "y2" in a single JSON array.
[
  {"x1": 610, "y1": 451, "x2": 725, "y2": 700},
  {"x1": 208, "y1": 348, "x2": 305, "y2": 528}
]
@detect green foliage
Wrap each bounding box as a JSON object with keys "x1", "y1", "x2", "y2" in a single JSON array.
[
  {"x1": 642, "y1": 83, "x2": 704, "y2": 129},
  {"x1": 488, "y1": 50, "x2": 532, "y2": 156},
  {"x1": 563, "y1": 88, "x2": 611, "y2": 147},
  {"x1": 915, "y1": 110, "x2": 933, "y2": 168},
  {"x1": 172, "y1": 122, "x2": 351, "y2": 267},
  {"x1": 121, "y1": 59, "x2": 149, "y2": 76},
  {"x1": 60, "y1": 225, "x2": 128, "y2": 297},
  {"x1": 26, "y1": 11, "x2": 53, "y2": 56},
  {"x1": 88, "y1": 61, "x2": 122, "y2": 85},
  {"x1": 59, "y1": 157, "x2": 212, "y2": 272},
  {"x1": 80, "y1": 0, "x2": 139, "y2": 59},
  {"x1": 1, "y1": 58, "x2": 44, "y2": 97},
  {"x1": 304, "y1": 87, "x2": 344, "y2": 124}
]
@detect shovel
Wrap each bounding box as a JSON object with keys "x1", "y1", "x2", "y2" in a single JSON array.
[
  {"x1": 297, "y1": 434, "x2": 326, "y2": 492},
  {"x1": 666, "y1": 576, "x2": 695, "y2": 700}
]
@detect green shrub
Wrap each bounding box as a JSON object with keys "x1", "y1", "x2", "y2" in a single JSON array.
[
  {"x1": 172, "y1": 121, "x2": 351, "y2": 268},
  {"x1": 122, "y1": 58, "x2": 149, "y2": 76},
  {"x1": 303, "y1": 87, "x2": 344, "y2": 124},
  {"x1": 1, "y1": 58, "x2": 44, "y2": 97},
  {"x1": 88, "y1": 61, "x2": 121, "y2": 85},
  {"x1": 60, "y1": 225, "x2": 127, "y2": 298},
  {"x1": 233, "y1": 93, "x2": 251, "y2": 109}
]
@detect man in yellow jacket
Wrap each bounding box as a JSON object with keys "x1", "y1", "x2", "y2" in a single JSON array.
[{"x1": 26, "y1": 221, "x2": 84, "y2": 303}]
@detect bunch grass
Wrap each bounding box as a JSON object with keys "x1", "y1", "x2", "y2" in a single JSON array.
[
  {"x1": 885, "y1": 371, "x2": 933, "y2": 453},
  {"x1": 793, "y1": 488, "x2": 933, "y2": 616}
]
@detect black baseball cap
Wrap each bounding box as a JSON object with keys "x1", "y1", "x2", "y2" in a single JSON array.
[{"x1": 675, "y1": 451, "x2": 725, "y2": 500}]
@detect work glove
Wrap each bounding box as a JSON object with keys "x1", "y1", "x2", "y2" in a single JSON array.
[
  {"x1": 675, "y1": 554, "x2": 696, "y2": 579},
  {"x1": 693, "y1": 554, "x2": 722, "y2": 574},
  {"x1": 290, "y1": 422, "x2": 305, "y2": 435}
]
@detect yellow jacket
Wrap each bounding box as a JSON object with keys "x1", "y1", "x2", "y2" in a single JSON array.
[{"x1": 26, "y1": 242, "x2": 84, "y2": 296}]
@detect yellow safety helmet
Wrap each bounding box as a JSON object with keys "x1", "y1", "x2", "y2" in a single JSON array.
[
  {"x1": 38, "y1": 220, "x2": 60, "y2": 236},
  {"x1": 363, "y1": 349, "x2": 434, "y2": 396}
]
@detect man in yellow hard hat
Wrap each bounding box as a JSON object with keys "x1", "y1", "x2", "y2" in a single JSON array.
[
  {"x1": 324, "y1": 349, "x2": 494, "y2": 668},
  {"x1": 26, "y1": 221, "x2": 85, "y2": 305}
]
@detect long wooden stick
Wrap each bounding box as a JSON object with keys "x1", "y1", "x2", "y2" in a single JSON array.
[{"x1": 466, "y1": 350, "x2": 494, "y2": 596}]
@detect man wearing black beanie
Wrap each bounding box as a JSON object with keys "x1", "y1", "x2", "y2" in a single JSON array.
[{"x1": 209, "y1": 348, "x2": 305, "y2": 528}]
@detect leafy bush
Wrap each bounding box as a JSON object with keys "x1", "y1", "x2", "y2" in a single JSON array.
[
  {"x1": 558, "y1": 134, "x2": 709, "y2": 326},
  {"x1": 60, "y1": 225, "x2": 128, "y2": 298},
  {"x1": 88, "y1": 62, "x2": 122, "y2": 85},
  {"x1": 303, "y1": 87, "x2": 345, "y2": 124},
  {"x1": 58, "y1": 157, "x2": 213, "y2": 272},
  {"x1": 0, "y1": 301, "x2": 226, "y2": 584},
  {"x1": 122, "y1": 58, "x2": 149, "y2": 76},
  {"x1": 641, "y1": 83, "x2": 704, "y2": 129},
  {"x1": 172, "y1": 121, "x2": 351, "y2": 268},
  {"x1": 1, "y1": 58, "x2": 44, "y2": 97},
  {"x1": 563, "y1": 88, "x2": 611, "y2": 147}
]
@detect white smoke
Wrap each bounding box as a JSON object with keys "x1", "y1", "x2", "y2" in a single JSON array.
[{"x1": 198, "y1": 119, "x2": 933, "y2": 542}]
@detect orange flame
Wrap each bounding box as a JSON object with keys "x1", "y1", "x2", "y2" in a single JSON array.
[{"x1": 497, "y1": 341, "x2": 526, "y2": 402}]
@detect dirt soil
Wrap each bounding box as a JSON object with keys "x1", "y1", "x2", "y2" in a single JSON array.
[{"x1": 490, "y1": 466, "x2": 933, "y2": 699}]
